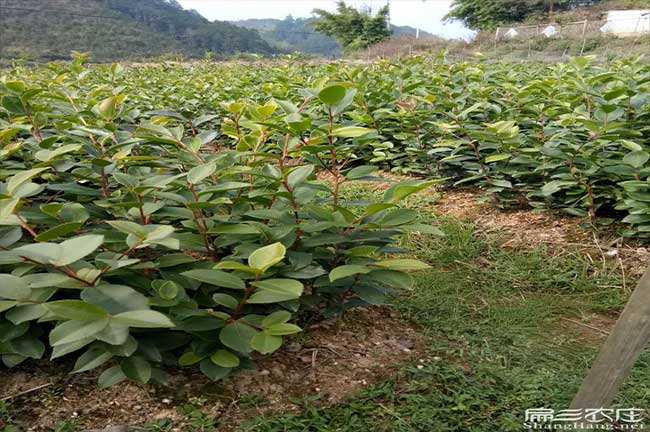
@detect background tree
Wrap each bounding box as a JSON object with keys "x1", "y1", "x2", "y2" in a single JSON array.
[
  {"x1": 445, "y1": 0, "x2": 602, "y2": 30},
  {"x1": 311, "y1": 1, "x2": 392, "y2": 52}
]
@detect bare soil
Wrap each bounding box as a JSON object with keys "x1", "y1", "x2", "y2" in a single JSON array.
[{"x1": 0, "y1": 307, "x2": 426, "y2": 431}]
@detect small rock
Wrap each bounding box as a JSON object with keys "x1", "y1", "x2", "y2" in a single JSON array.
[
  {"x1": 161, "y1": 398, "x2": 171, "y2": 404},
  {"x1": 398, "y1": 339, "x2": 415, "y2": 349},
  {"x1": 286, "y1": 342, "x2": 302, "y2": 352}
]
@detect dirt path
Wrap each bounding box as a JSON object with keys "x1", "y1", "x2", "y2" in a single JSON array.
[{"x1": 0, "y1": 307, "x2": 426, "y2": 431}]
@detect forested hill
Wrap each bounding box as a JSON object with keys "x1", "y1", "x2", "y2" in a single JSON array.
[
  {"x1": 233, "y1": 16, "x2": 435, "y2": 56},
  {"x1": 0, "y1": 0, "x2": 275, "y2": 62}
]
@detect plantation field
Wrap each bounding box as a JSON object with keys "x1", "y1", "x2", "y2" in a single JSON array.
[{"x1": 0, "y1": 54, "x2": 649, "y2": 430}]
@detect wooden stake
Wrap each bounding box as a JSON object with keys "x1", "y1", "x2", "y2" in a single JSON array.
[{"x1": 571, "y1": 265, "x2": 650, "y2": 409}]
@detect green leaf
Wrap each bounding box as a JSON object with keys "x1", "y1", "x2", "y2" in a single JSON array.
[
  {"x1": 210, "y1": 349, "x2": 240, "y2": 368},
  {"x1": 0, "y1": 198, "x2": 20, "y2": 220},
  {"x1": 22, "y1": 273, "x2": 73, "y2": 288},
  {"x1": 623, "y1": 151, "x2": 649, "y2": 169},
  {"x1": 541, "y1": 180, "x2": 577, "y2": 196},
  {"x1": 34, "y1": 222, "x2": 83, "y2": 242},
  {"x1": 0, "y1": 226, "x2": 22, "y2": 248},
  {"x1": 107, "y1": 220, "x2": 146, "y2": 237},
  {"x1": 93, "y1": 96, "x2": 121, "y2": 120},
  {"x1": 0, "y1": 275, "x2": 30, "y2": 299},
  {"x1": 179, "y1": 351, "x2": 203, "y2": 366},
  {"x1": 50, "y1": 338, "x2": 94, "y2": 360},
  {"x1": 187, "y1": 163, "x2": 216, "y2": 184},
  {"x1": 72, "y1": 345, "x2": 113, "y2": 373},
  {"x1": 353, "y1": 285, "x2": 386, "y2": 304},
  {"x1": 81, "y1": 284, "x2": 148, "y2": 314},
  {"x1": 0, "y1": 301, "x2": 17, "y2": 313},
  {"x1": 378, "y1": 209, "x2": 418, "y2": 226},
  {"x1": 1, "y1": 95, "x2": 25, "y2": 114},
  {"x1": 287, "y1": 165, "x2": 314, "y2": 189},
  {"x1": 5, "y1": 81, "x2": 25, "y2": 93},
  {"x1": 95, "y1": 323, "x2": 129, "y2": 346},
  {"x1": 199, "y1": 359, "x2": 231, "y2": 381},
  {"x1": 98, "y1": 365, "x2": 127, "y2": 388},
  {"x1": 265, "y1": 323, "x2": 302, "y2": 336},
  {"x1": 332, "y1": 126, "x2": 373, "y2": 138},
  {"x1": 262, "y1": 310, "x2": 292, "y2": 327},
  {"x1": 251, "y1": 333, "x2": 282, "y2": 354},
  {"x1": 383, "y1": 180, "x2": 439, "y2": 204},
  {"x1": 6, "y1": 304, "x2": 46, "y2": 324},
  {"x1": 620, "y1": 140, "x2": 643, "y2": 152},
  {"x1": 214, "y1": 261, "x2": 256, "y2": 273},
  {"x1": 49, "y1": 319, "x2": 110, "y2": 346},
  {"x1": 181, "y1": 269, "x2": 245, "y2": 290},
  {"x1": 9, "y1": 336, "x2": 45, "y2": 359},
  {"x1": 249, "y1": 279, "x2": 304, "y2": 303},
  {"x1": 121, "y1": 356, "x2": 151, "y2": 383},
  {"x1": 346, "y1": 165, "x2": 377, "y2": 179},
  {"x1": 7, "y1": 168, "x2": 48, "y2": 195},
  {"x1": 365, "y1": 203, "x2": 397, "y2": 216},
  {"x1": 45, "y1": 300, "x2": 108, "y2": 321},
  {"x1": 158, "y1": 281, "x2": 179, "y2": 300},
  {"x1": 113, "y1": 172, "x2": 139, "y2": 188},
  {"x1": 372, "y1": 259, "x2": 431, "y2": 271},
  {"x1": 248, "y1": 242, "x2": 286, "y2": 273},
  {"x1": 329, "y1": 265, "x2": 371, "y2": 282},
  {"x1": 219, "y1": 322, "x2": 257, "y2": 353},
  {"x1": 318, "y1": 85, "x2": 346, "y2": 105},
  {"x1": 213, "y1": 293, "x2": 239, "y2": 309},
  {"x1": 52, "y1": 235, "x2": 104, "y2": 266},
  {"x1": 484, "y1": 153, "x2": 511, "y2": 163},
  {"x1": 112, "y1": 310, "x2": 175, "y2": 328},
  {"x1": 2, "y1": 354, "x2": 27, "y2": 367}
]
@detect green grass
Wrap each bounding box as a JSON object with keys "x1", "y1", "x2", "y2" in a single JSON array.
[{"x1": 234, "y1": 217, "x2": 648, "y2": 431}]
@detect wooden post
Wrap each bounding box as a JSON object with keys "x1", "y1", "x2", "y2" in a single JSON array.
[
  {"x1": 571, "y1": 265, "x2": 650, "y2": 409},
  {"x1": 494, "y1": 27, "x2": 500, "y2": 48},
  {"x1": 580, "y1": 20, "x2": 589, "y2": 55}
]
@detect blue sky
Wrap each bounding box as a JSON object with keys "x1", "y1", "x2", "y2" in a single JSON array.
[{"x1": 177, "y1": 0, "x2": 474, "y2": 39}]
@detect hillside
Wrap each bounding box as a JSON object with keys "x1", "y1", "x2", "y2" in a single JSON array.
[
  {"x1": 0, "y1": 0, "x2": 275, "y2": 62},
  {"x1": 233, "y1": 16, "x2": 435, "y2": 56}
]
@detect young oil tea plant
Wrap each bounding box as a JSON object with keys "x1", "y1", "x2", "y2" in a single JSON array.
[{"x1": 0, "y1": 59, "x2": 436, "y2": 386}]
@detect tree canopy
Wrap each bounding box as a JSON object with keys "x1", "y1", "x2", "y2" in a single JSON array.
[
  {"x1": 0, "y1": 0, "x2": 275, "y2": 63},
  {"x1": 446, "y1": 0, "x2": 602, "y2": 30},
  {"x1": 311, "y1": 1, "x2": 392, "y2": 52}
]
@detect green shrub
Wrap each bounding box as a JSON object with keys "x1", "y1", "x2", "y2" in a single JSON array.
[{"x1": 0, "y1": 59, "x2": 434, "y2": 386}]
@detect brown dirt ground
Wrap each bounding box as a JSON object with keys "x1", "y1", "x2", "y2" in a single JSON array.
[
  {"x1": 348, "y1": 170, "x2": 648, "y2": 277},
  {"x1": 0, "y1": 307, "x2": 426, "y2": 431},
  {"x1": 432, "y1": 186, "x2": 649, "y2": 277}
]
